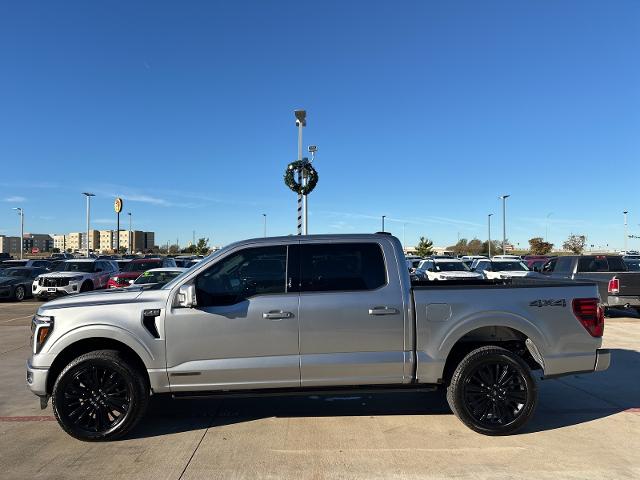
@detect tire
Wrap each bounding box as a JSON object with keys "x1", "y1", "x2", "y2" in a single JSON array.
[
  {"x1": 51, "y1": 350, "x2": 149, "y2": 441},
  {"x1": 13, "y1": 285, "x2": 25, "y2": 302},
  {"x1": 446, "y1": 346, "x2": 537, "y2": 436},
  {"x1": 80, "y1": 281, "x2": 93, "y2": 293}
]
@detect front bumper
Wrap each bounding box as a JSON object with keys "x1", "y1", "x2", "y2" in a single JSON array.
[
  {"x1": 32, "y1": 282, "x2": 80, "y2": 297},
  {"x1": 594, "y1": 348, "x2": 611, "y2": 372},
  {"x1": 26, "y1": 360, "x2": 49, "y2": 396}
]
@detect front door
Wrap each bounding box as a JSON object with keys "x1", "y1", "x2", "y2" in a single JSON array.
[{"x1": 165, "y1": 244, "x2": 300, "y2": 392}]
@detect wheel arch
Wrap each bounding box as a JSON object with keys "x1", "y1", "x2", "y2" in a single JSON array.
[{"x1": 46, "y1": 337, "x2": 150, "y2": 395}]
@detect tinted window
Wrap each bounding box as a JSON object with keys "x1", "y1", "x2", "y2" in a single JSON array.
[
  {"x1": 195, "y1": 246, "x2": 287, "y2": 307},
  {"x1": 298, "y1": 243, "x2": 386, "y2": 292},
  {"x1": 577, "y1": 256, "x2": 627, "y2": 272},
  {"x1": 63, "y1": 262, "x2": 96, "y2": 273},
  {"x1": 435, "y1": 261, "x2": 469, "y2": 272}
]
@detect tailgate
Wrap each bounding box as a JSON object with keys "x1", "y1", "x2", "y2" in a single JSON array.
[{"x1": 616, "y1": 272, "x2": 640, "y2": 296}]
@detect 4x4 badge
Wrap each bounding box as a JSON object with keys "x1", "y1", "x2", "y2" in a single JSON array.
[{"x1": 529, "y1": 299, "x2": 566, "y2": 308}]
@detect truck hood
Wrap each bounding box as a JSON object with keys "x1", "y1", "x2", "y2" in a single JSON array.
[
  {"x1": 37, "y1": 287, "x2": 151, "y2": 312},
  {"x1": 432, "y1": 271, "x2": 483, "y2": 279}
]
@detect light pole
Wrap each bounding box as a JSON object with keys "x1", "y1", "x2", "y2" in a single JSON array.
[
  {"x1": 294, "y1": 109, "x2": 306, "y2": 235},
  {"x1": 488, "y1": 213, "x2": 493, "y2": 258},
  {"x1": 82, "y1": 193, "x2": 95, "y2": 258},
  {"x1": 12, "y1": 207, "x2": 24, "y2": 259},
  {"x1": 381, "y1": 215, "x2": 386, "y2": 232},
  {"x1": 499, "y1": 195, "x2": 510, "y2": 254},
  {"x1": 546, "y1": 212, "x2": 553, "y2": 242},
  {"x1": 128, "y1": 212, "x2": 132, "y2": 255},
  {"x1": 623, "y1": 211, "x2": 628, "y2": 252},
  {"x1": 262, "y1": 213, "x2": 267, "y2": 238},
  {"x1": 402, "y1": 222, "x2": 406, "y2": 251}
]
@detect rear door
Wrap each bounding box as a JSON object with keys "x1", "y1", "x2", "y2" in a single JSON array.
[{"x1": 296, "y1": 240, "x2": 408, "y2": 387}]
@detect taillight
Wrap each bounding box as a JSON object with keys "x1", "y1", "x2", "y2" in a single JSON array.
[
  {"x1": 572, "y1": 298, "x2": 604, "y2": 337},
  {"x1": 608, "y1": 278, "x2": 619, "y2": 294}
]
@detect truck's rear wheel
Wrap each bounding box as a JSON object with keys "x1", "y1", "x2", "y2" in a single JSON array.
[
  {"x1": 446, "y1": 346, "x2": 537, "y2": 435},
  {"x1": 52, "y1": 350, "x2": 149, "y2": 441}
]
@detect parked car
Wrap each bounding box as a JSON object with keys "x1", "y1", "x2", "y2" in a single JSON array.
[
  {"x1": 47, "y1": 260, "x2": 68, "y2": 272},
  {"x1": 460, "y1": 255, "x2": 488, "y2": 269},
  {"x1": 48, "y1": 253, "x2": 74, "y2": 260},
  {"x1": 415, "y1": 258, "x2": 483, "y2": 281},
  {"x1": 0, "y1": 253, "x2": 12, "y2": 261},
  {"x1": 32, "y1": 259, "x2": 118, "y2": 299},
  {"x1": 115, "y1": 259, "x2": 131, "y2": 271},
  {"x1": 491, "y1": 255, "x2": 522, "y2": 261},
  {"x1": 130, "y1": 267, "x2": 187, "y2": 288},
  {"x1": 1, "y1": 259, "x2": 28, "y2": 269},
  {"x1": 623, "y1": 258, "x2": 640, "y2": 271},
  {"x1": 0, "y1": 267, "x2": 48, "y2": 301},
  {"x1": 541, "y1": 255, "x2": 640, "y2": 313},
  {"x1": 474, "y1": 259, "x2": 538, "y2": 279},
  {"x1": 404, "y1": 255, "x2": 422, "y2": 270},
  {"x1": 27, "y1": 233, "x2": 609, "y2": 440},
  {"x1": 107, "y1": 257, "x2": 177, "y2": 288},
  {"x1": 522, "y1": 255, "x2": 552, "y2": 269}
]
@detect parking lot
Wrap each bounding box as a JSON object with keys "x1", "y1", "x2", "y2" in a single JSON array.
[{"x1": 0, "y1": 300, "x2": 638, "y2": 480}]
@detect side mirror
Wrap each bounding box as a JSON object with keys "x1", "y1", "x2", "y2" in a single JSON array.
[{"x1": 177, "y1": 284, "x2": 197, "y2": 308}]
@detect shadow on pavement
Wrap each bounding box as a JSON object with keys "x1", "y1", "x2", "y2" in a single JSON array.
[{"x1": 126, "y1": 348, "x2": 639, "y2": 440}]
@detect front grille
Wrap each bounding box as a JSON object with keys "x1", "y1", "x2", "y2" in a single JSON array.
[{"x1": 40, "y1": 277, "x2": 70, "y2": 287}]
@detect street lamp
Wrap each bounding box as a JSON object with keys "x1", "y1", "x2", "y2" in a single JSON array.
[
  {"x1": 546, "y1": 212, "x2": 553, "y2": 242},
  {"x1": 381, "y1": 215, "x2": 386, "y2": 232},
  {"x1": 487, "y1": 213, "x2": 493, "y2": 258},
  {"x1": 262, "y1": 213, "x2": 267, "y2": 238},
  {"x1": 623, "y1": 211, "x2": 628, "y2": 252},
  {"x1": 499, "y1": 195, "x2": 510, "y2": 254},
  {"x1": 128, "y1": 212, "x2": 132, "y2": 255},
  {"x1": 12, "y1": 207, "x2": 24, "y2": 260},
  {"x1": 82, "y1": 193, "x2": 95, "y2": 258}
]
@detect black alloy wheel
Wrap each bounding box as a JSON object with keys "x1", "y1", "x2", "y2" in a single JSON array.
[
  {"x1": 52, "y1": 350, "x2": 149, "y2": 441},
  {"x1": 447, "y1": 346, "x2": 537, "y2": 435}
]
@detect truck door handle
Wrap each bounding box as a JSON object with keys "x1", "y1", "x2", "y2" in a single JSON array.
[
  {"x1": 262, "y1": 311, "x2": 293, "y2": 320},
  {"x1": 368, "y1": 306, "x2": 399, "y2": 315}
]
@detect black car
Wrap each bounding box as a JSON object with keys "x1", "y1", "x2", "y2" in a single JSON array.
[{"x1": 0, "y1": 267, "x2": 47, "y2": 301}]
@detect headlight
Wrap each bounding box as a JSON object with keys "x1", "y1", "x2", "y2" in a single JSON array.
[
  {"x1": 31, "y1": 314, "x2": 54, "y2": 354},
  {"x1": 111, "y1": 276, "x2": 119, "y2": 283}
]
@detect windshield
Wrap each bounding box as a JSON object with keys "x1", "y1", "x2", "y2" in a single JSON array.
[
  {"x1": 493, "y1": 261, "x2": 529, "y2": 271},
  {"x1": 63, "y1": 262, "x2": 95, "y2": 273},
  {"x1": 125, "y1": 261, "x2": 161, "y2": 272},
  {"x1": 134, "y1": 270, "x2": 183, "y2": 285},
  {"x1": 2, "y1": 268, "x2": 29, "y2": 278},
  {"x1": 435, "y1": 262, "x2": 470, "y2": 272},
  {"x1": 162, "y1": 248, "x2": 226, "y2": 290}
]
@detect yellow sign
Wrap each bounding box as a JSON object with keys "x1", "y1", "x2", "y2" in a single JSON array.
[{"x1": 114, "y1": 197, "x2": 123, "y2": 214}]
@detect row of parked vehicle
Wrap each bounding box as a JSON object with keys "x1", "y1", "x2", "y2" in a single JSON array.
[
  {"x1": 406, "y1": 252, "x2": 640, "y2": 314},
  {"x1": 0, "y1": 255, "x2": 203, "y2": 302}
]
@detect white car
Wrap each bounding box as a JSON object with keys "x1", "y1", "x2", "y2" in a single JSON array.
[
  {"x1": 491, "y1": 255, "x2": 522, "y2": 261},
  {"x1": 473, "y1": 259, "x2": 539, "y2": 279},
  {"x1": 32, "y1": 259, "x2": 118, "y2": 299},
  {"x1": 416, "y1": 258, "x2": 483, "y2": 281}
]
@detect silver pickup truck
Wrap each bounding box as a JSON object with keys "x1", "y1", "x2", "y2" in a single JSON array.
[{"x1": 27, "y1": 234, "x2": 610, "y2": 441}]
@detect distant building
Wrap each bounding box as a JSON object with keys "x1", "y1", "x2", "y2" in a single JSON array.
[
  {"x1": 52, "y1": 234, "x2": 67, "y2": 252},
  {"x1": 51, "y1": 230, "x2": 157, "y2": 253},
  {"x1": 23, "y1": 233, "x2": 54, "y2": 253},
  {"x1": 0, "y1": 235, "x2": 22, "y2": 255}
]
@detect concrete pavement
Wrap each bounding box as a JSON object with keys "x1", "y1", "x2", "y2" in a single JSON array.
[{"x1": 1, "y1": 299, "x2": 638, "y2": 479}]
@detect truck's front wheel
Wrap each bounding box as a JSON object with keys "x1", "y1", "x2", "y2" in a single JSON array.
[
  {"x1": 446, "y1": 346, "x2": 537, "y2": 435},
  {"x1": 52, "y1": 350, "x2": 149, "y2": 441}
]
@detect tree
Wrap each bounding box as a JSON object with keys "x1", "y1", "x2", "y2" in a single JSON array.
[
  {"x1": 414, "y1": 236, "x2": 434, "y2": 257},
  {"x1": 52, "y1": 247, "x2": 60, "y2": 253},
  {"x1": 195, "y1": 238, "x2": 210, "y2": 256},
  {"x1": 529, "y1": 237, "x2": 554, "y2": 255},
  {"x1": 481, "y1": 240, "x2": 502, "y2": 256},
  {"x1": 467, "y1": 238, "x2": 484, "y2": 255},
  {"x1": 168, "y1": 244, "x2": 180, "y2": 254},
  {"x1": 447, "y1": 238, "x2": 468, "y2": 256},
  {"x1": 563, "y1": 234, "x2": 586, "y2": 254}
]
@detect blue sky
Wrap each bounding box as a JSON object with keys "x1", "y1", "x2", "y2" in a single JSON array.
[{"x1": 1, "y1": 1, "x2": 639, "y2": 250}]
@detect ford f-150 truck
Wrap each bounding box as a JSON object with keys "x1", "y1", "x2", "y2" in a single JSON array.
[{"x1": 27, "y1": 234, "x2": 610, "y2": 441}]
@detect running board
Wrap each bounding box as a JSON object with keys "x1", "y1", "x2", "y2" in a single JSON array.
[{"x1": 172, "y1": 384, "x2": 439, "y2": 400}]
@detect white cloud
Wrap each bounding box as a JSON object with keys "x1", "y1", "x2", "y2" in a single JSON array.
[{"x1": 4, "y1": 196, "x2": 26, "y2": 203}]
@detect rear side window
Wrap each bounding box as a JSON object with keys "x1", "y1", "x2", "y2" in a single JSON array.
[
  {"x1": 576, "y1": 256, "x2": 627, "y2": 272},
  {"x1": 554, "y1": 257, "x2": 572, "y2": 273},
  {"x1": 298, "y1": 243, "x2": 386, "y2": 292}
]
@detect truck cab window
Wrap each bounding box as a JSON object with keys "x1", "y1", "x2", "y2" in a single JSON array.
[
  {"x1": 299, "y1": 243, "x2": 386, "y2": 292},
  {"x1": 195, "y1": 246, "x2": 287, "y2": 307}
]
